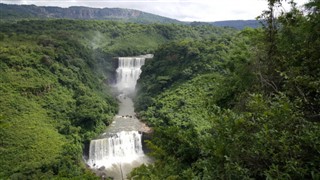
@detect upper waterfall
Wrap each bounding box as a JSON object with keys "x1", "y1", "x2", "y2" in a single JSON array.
[{"x1": 115, "y1": 54, "x2": 153, "y2": 94}]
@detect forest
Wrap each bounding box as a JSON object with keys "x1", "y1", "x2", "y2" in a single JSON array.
[
  {"x1": 0, "y1": 0, "x2": 319, "y2": 179},
  {"x1": 132, "y1": 0, "x2": 320, "y2": 179},
  {"x1": 0, "y1": 19, "x2": 231, "y2": 179}
]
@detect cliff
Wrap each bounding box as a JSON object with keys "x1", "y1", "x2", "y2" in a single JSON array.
[{"x1": 0, "y1": 3, "x2": 181, "y2": 24}]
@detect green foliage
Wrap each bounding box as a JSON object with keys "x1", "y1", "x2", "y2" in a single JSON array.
[
  {"x1": 0, "y1": 19, "x2": 233, "y2": 179},
  {"x1": 135, "y1": 35, "x2": 237, "y2": 112},
  {"x1": 132, "y1": 1, "x2": 320, "y2": 179},
  {"x1": 0, "y1": 19, "x2": 233, "y2": 56},
  {"x1": 201, "y1": 94, "x2": 320, "y2": 179},
  {"x1": 0, "y1": 22, "x2": 116, "y2": 179},
  {"x1": 0, "y1": 94, "x2": 65, "y2": 179},
  {"x1": 2, "y1": 1, "x2": 320, "y2": 178}
]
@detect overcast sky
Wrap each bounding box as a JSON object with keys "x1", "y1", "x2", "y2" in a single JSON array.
[{"x1": 1, "y1": 0, "x2": 309, "y2": 21}]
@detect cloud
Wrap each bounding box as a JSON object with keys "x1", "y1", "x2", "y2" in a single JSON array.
[{"x1": 1, "y1": 0, "x2": 310, "y2": 21}]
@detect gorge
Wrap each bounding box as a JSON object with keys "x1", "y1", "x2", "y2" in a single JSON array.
[
  {"x1": 86, "y1": 55, "x2": 153, "y2": 179},
  {"x1": 1, "y1": 3, "x2": 319, "y2": 177}
]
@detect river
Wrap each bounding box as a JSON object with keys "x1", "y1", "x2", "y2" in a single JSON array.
[{"x1": 86, "y1": 55, "x2": 153, "y2": 179}]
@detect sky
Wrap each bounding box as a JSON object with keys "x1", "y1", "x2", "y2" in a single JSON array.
[{"x1": 0, "y1": 0, "x2": 309, "y2": 21}]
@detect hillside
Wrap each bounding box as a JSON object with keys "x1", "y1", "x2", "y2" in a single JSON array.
[
  {"x1": 132, "y1": 1, "x2": 320, "y2": 179},
  {"x1": 211, "y1": 20, "x2": 260, "y2": 29},
  {"x1": 0, "y1": 3, "x2": 181, "y2": 24},
  {"x1": 0, "y1": 19, "x2": 234, "y2": 179},
  {"x1": 0, "y1": 3, "x2": 263, "y2": 29},
  {"x1": 189, "y1": 20, "x2": 260, "y2": 29},
  {"x1": 1, "y1": 0, "x2": 319, "y2": 179}
]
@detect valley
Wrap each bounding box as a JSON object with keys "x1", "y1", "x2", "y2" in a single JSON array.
[{"x1": 0, "y1": 1, "x2": 319, "y2": 179}]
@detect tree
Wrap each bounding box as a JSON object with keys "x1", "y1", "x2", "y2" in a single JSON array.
[{"x1": 256, "y1": 0, "x2": 283, "y2": 93}]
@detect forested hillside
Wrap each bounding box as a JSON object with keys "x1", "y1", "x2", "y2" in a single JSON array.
[
  {"x1": 1, "y1": 0, "x2": 319, "y2": 179},
  {"x1": 133, "y1": 1, "x2": 320, "y2": 179},
  {"x1": 0, "y1": 19, "x2": 231, "y2": 179},
  {"x1": 210, "y1": 20, "x2": 260, "y2": 29},
  {"x1": 0, "y1": 20, "x2": 118, "y2": 179}
]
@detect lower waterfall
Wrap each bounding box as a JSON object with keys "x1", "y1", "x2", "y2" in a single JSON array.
[
  {"x1": 86, "y1": 55, "x2": 153, "y2": 179},
  {"x1": 87, "y1": 131, "x2": 144, "y2": 169}
]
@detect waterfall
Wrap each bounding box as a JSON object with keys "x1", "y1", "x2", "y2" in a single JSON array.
[
  {"x1": 116, "y1": 55, "x2": 152, "y2": 94},
  {"x1": 88, "y1": 131, "x2": 144, "y2": 169},
  {"x1": 87, "y1": 55, "x2": 153, "y2": 178}
]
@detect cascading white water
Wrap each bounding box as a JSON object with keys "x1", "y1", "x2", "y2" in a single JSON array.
[
  {"x1": 87, "y1": 131, "x2": 143, "y2": 169},
  {"x1": 116, "y1": 55, "x2": 152, "y2": 94},
  {"x1": 86, "y1": 55, "x2": 153, "y2": 178}
]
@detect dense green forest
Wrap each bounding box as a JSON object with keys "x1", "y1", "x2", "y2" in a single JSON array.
[
  {"x1": 1, "y1": 0, "x2": 319, "y2": 179},
  {"x1": 0, "y1": 19, "x2": 231, "y2": 179},
  {"x1": 132, "y1": 0, "x2": 320, "y2": 179}
]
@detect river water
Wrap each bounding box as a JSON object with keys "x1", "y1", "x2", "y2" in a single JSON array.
[{"x1": 86, "y1": 55, "x2": 153, "y2": 179}]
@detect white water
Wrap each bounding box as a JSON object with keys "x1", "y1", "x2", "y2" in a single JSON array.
[
  {"x1": 87, "y1": 55, "x2": 153, "y2": 179},
  {"x1": 115, "y1": 54, "x2": 152, "y2": 94},
  {"x1": 87, "y1": 131, "x2": 144, "y2": 169}
]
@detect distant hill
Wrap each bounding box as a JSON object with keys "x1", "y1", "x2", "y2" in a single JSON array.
[
  {"x1": 188, "y1": 20, "x2": 261, "y2": 29},
  {"x1": 210, "y1": 20, "x2": 261, "y2": 29},
  {"x1": 0, "y1": 3, "x2": 181, "y2": 24},
  {"x1": 0, "y1": 3, "x2": 261, "y2": 28}
]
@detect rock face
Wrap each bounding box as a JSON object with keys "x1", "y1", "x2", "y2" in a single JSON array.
[
  {"x1": 38, "y1": 6, "x2": 143, "y2": 19},
  {"x1": 0, "y1": 3, "x2": 181, "y2": 23}
]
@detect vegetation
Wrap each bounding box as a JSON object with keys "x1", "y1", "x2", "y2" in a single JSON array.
[
  {"x1": 132, "y1": 0, "x2": 320, "y2": 179},
  {"x1": 0, "y1": 26, "x2": 117, "y2": 179},
  {"x1": 210, "y1": 20, "x2": 261, "y2": 29},
  {"x1": 0, "y1": 19, "x2": 229, "y2": 179},
  {"x1": 1, "y1": 0, "x2": 319, "y2": 179}
]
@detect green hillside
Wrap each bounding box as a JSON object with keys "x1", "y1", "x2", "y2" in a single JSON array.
[
  {"x1": 0, "y1": 23, "x2": 117, "y2": 179},
  {"x1": 0, "y1": 19, "x2": 231, "y2": 179},
  {"x1": 1, "y1": 0, "x2": 319, "y2": 179},
  {"x1": 132, "y1": 1, "x2": 320, "y2": 179},
  {"x1": 211, "y1": 20, "x2": 261, "y2": 29}
]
